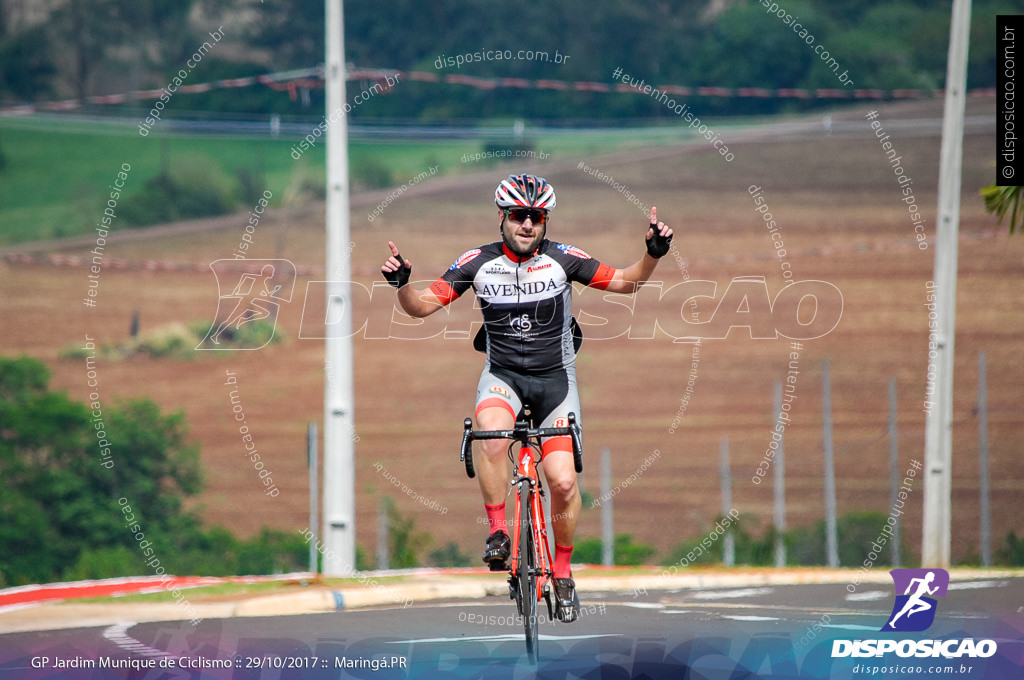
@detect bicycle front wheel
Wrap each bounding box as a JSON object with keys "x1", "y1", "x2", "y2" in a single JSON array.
[{"x1": 518, "y1": 481, "x2": 539, "y2": 664}]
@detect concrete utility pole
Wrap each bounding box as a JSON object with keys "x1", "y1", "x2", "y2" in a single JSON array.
[
  {"x1": 308, "y1": 423, "x2": 319, "y2": 573},
  {"x1": 922, "y1": 0, "x2": 972, "y2": 569},
  {"x1": 720, "y1": 437, "x2": 734, "y2": 567},
  {"x1": 822, "y1": 359, "x2": 838, "y2": 568},
  {"x1": 978, "y1": 352, "x2": 990, "y2": 567},
  {"x1": 322, "y1": 0, "x2": 356, "y2": 574},
  {"x1": 888, "y1": 380, "x2": 900, "y2": 566},
  {"x1": 773, "y1": 380, "x2": 786, "y2": 568},
  {"x1": 601, "y1": 447, "x2": 613, "y2": 567}
]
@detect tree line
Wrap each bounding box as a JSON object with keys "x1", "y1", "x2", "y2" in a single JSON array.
[
  {"x1": 0, "y1": 0, "x2": 1004, "y2": 119},
  {"x1": 0, "y1": 356, "x2": 307, "y2": 586}
]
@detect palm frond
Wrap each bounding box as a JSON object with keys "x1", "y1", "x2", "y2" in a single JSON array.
[{"x1": 981, "y1": 184, "x2": 1023, "y2": 234}]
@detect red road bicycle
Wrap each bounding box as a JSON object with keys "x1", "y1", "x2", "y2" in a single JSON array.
[{"x1": 460, "y1": 411, "x2": 583, "y2": 664}]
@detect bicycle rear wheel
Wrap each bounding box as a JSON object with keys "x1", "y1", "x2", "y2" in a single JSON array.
[{"x1": 518, "y1": 481, "x2": 539, "y2": 664}]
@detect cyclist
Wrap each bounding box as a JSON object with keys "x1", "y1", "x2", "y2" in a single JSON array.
[{"x1": 381, "y1": 173, "x2": 673, "y2": 622}]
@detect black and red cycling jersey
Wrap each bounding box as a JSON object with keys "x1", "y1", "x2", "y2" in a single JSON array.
[{"x1": 428, "y1": 240, "x2": 616, "y2": 374}]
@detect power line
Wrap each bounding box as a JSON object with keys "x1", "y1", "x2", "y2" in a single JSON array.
[{"x1": 1, "y1": 65, "x2": 997, "y2": 117}]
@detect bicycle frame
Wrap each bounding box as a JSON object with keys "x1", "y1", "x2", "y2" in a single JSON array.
[{"x1": 509, "y1": 439, "x2": 554, "y2": 614}]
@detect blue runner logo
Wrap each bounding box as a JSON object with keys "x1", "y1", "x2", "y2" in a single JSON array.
[{"x1": 881, "y1": 568, "x2": 949, "y2": 632}]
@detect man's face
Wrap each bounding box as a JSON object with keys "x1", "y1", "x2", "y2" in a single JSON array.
[{"x1": 499, "y1": 208, "x2": 547, "y2": 257}]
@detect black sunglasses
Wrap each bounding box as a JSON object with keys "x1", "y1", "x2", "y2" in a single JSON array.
[{"x1": 504, "y1": 208, "x2": 548, "y2": 224}]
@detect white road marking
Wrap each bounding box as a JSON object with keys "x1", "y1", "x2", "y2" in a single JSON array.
[
  {"x1": 845, "y1": 591, "x2": 889, "y2": 602},
  {"x1": 392, "y1": 633, "x2": 624, "y2": 644},
  {"x1": 722, "y1": 615, "x2": 780, "y2": 622},
  {"x1": 947, "y1": 581, "x2": 1006, "y2": 590},
  {"x1": 691, "y1": 588, "x2": 773, "y2": 600},
  {"x1": 102, "y1": 622, "x2": 175, "y2": 659}
]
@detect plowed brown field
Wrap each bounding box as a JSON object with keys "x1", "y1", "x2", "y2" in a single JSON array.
[{"x1": 4, "y1": 99, "x2": 1021, "y2": 565}]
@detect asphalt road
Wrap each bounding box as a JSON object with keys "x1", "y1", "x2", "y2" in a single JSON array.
[{"x1": 2, "y1": 579, "x2": 1022, "y2": 679}]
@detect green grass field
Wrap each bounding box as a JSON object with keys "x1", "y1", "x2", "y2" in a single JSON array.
[{"x1": 0, "y1": 114, "x2": 723, "y2": 246}]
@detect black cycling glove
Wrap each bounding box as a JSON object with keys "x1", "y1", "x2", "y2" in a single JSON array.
[
  {"x1": 383, "y1": 253, "x2": 411, "y2": 289},
  {"x1": 645, "y1": 222, "x2": 672, "y2": 258}
]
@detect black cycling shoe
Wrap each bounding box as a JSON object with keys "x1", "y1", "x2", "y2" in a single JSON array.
[
  {"x1": 483, "y1": 530, "x2": 510, "y2": 571},
  {"x1": 553, "y1": 577, "x2": 580, "y2": 623}
]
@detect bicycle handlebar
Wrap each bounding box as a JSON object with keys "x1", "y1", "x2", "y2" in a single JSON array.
[
  {"x1": 461, "y1": 413, "x2": 583, "y2": 476},
  {"x1": 469, "y1": 425, "x2": 575, "y2": 440}
]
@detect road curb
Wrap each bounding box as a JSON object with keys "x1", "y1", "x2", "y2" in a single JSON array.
[{"x1": 3, "y1": 568, "x2": 1020, "y2": 634}]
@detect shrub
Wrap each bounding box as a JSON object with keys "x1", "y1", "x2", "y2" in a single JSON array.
[
  {"x1": 574, "y1": 534, "x2": 656, "y2": 566},
  {"x1": 664, "y1": 510, "x2": 911, "y2": 568},
  {"x1": 996, "y1": 532, "x2": 1024, "y2": 566},
  {"x1": 429, "y1": 542, "x2": 473, "y2": 568},
  {"x1": 351, "y1": 156, "x2": 393, "y2": 190},
  {"x1": 119, "y1": 156, "x2": 239, "y2": 226},
  {"x1": 64, "y1": 546, "x2": 143, "y2": 580},
  {"x1": 59, "y1": 320, "x2": 283, "y2": 361}
]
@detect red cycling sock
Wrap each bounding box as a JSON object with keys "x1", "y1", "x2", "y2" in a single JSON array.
[
  {"x1": 485, "y1": 503, "x2": 506, "y2": 535},
  {"x1": 553, "y1": 543, "x2": 573, "y2": 579}
]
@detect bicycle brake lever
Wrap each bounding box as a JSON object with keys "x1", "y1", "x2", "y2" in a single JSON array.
[
  {"x1": 460, "y1": 418, "x2": 473, "y2": 461},
  {"x1": 568, "y1": 412, "x2": 584, "y2": 473}
]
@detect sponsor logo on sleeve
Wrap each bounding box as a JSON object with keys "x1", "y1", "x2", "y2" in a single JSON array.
[
  {"x1": 557, "y1": 244, "x2": 591, "y2": 260},
  {"x1": 449, "y1": 249, "x2": 482, "y2": 270}
]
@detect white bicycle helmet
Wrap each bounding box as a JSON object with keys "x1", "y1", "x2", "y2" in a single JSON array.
[{"x1": 494, "y1": 174, "x2": 556, "y2": 211}]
